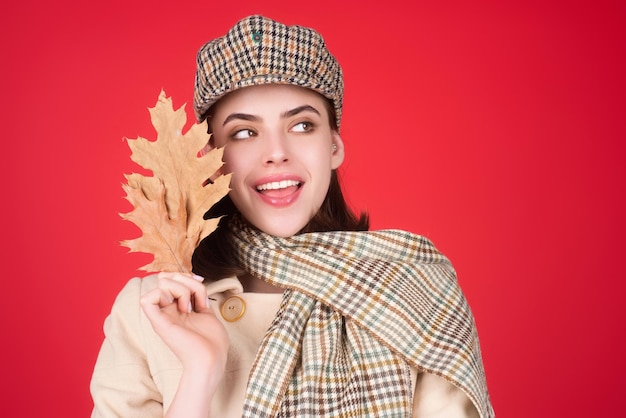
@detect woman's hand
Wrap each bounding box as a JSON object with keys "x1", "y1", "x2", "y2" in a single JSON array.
[{"x1": 140, "y1": 272, "x2": 229, "y2": 388}]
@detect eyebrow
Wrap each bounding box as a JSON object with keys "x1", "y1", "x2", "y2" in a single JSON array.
[
  {"x1": 221, "y1": 104, "x2": 321, "y2": 127},
  {"x1": 222, "y1": 113, "x2": 259, "y2": 126},
  {"x1": 281, "y1": 105, "x2": 321, "y2": 119}
]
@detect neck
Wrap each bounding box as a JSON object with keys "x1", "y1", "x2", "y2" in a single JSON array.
[{"x1": 239, "y1": 272, "x2": 283, "y2": 294}]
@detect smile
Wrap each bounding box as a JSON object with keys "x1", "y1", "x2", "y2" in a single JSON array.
[
  {"x1": 254, "y1": 178, "x2": 303, "y2": 207},
  {"x1": 256, "y1": 180, "x2": 302, "y2": 192}
]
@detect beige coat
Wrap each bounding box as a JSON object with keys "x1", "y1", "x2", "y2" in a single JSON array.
[{"x1": 91, "y1": 274, "x2": 477, "y2": 417}]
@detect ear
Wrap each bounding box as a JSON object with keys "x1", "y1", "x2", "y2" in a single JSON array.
[{"x1": 330, "y1": 132, "x2": 345, "y2": 169}]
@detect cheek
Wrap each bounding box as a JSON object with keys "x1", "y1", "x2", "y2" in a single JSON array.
[
  {"x1": 304, "y1": 147, "x2": 334, "y2": 172},
  {"x1": 303, "y1": 149, "x2": 333, "y2": 193}
]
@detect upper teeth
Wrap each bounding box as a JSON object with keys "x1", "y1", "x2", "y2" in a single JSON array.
[{"x1": 257, "y1": 180, "x2": 301, "y2": 191}]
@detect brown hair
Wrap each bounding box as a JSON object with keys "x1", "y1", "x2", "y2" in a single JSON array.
[{"x1": 191, "y1": 93, "x2": 368, "y2": 281}]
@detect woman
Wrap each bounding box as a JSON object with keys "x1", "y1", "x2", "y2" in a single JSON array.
[{"x1": 91, "y1": 15, "x2": 494, "y2": 417}]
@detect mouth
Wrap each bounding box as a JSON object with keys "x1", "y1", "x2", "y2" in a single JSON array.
[{"x1": 256, "y1": 179, "x2": 302, "y2": 195}]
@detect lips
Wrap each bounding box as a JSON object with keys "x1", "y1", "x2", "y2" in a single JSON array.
[{"x1": 254, "y1": 176, "x2": 303, "y2": 207}]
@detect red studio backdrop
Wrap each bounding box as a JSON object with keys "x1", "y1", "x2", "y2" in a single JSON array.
[{"x1": 1, "y1": 1, "x2": 624, "y2": 416}]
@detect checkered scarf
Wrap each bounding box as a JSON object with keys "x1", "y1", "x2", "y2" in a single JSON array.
[{"x1": 227, "y1": 216, "x2": 493, "y2": 417}]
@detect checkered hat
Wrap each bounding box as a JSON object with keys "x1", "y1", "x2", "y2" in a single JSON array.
[{"x1": 194, "y1": 15, "x2": 344, "y2": 128}]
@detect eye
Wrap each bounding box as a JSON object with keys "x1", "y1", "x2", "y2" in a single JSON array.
[
  {"x1": 291, "y1": 121, "x2": 314, "y2": 133},
  {"x1": 232, "y1": 129, "x2": 256, "y2": 140}
]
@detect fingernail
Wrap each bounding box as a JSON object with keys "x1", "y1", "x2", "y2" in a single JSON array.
[
  {"x1": 187, "y1": 301, "x2": 193, "y2": 313},
  {"x1": 192, "y1": 274, "x2": 204, "y2": 282}
]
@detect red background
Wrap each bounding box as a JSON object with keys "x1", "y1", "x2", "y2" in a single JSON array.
[{"x1": 2, "y1": 0, "x2": 624, "y2": 416}]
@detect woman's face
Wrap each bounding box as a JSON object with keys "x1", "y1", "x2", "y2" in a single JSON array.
[{"x1": 210, "y1": 84, "x2": 344, "y2": 237}]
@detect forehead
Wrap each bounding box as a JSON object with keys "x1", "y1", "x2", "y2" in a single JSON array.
[{"x1": 212, "y1": 84, "x2": 327, "y2": 117}]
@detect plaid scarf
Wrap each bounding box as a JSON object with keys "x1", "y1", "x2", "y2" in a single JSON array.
[{"x1": 227, "y1": 216, "x2": 493, "y2": 417}]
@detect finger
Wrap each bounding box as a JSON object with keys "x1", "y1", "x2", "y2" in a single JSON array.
[
  {"x1": 155, "y1": 276, "x2": 195, "y2": 313},
  {"x1": 191, "y1": 274, "x2": 205, "y2": 283},
  {"x1": 140, "y1": 288, "x2": 176, "y2": 327},
  {"x1": 167, "y1": 273, "x2": 210, "y2": 311},
  {"x1": 157, "y1": 271, "x2": 205, "y2": 288},
  {"x1": 140, "y1": 287, "x2": 175, "y2": 308},
  {"x1": 156, "y1": 272, "x2": 209, "y2": 311}
]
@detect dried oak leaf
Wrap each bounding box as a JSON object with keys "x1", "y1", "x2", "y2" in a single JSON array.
[{"x1": 120, "y1": 90, "x2": 230, "y2": 273}]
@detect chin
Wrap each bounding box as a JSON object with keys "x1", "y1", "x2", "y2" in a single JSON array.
[
  {"x1": 264, "y1": 225, "x2": 305, "y2": 238},
  {"x1": 251, "y1": 216, "x2": 310, "y2": 238}
]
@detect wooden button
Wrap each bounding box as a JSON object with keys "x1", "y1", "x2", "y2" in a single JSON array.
[{"x1": 220, "y1": 296, "x2": 246, "y2": 322}]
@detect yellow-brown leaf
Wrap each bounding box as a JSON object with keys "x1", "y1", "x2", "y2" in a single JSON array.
[{"x1": 120, "y1": 91, "x2": 230, "y2": 272}]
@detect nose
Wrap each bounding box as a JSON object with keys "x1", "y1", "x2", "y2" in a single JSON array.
[{"x1": 262, "y1": 133, "x2": 289, "y2": 165}]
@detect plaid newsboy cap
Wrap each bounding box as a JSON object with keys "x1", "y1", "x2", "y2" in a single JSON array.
[{"x1": 193, "y1": 15, "x2": 344, "y2": 128}]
